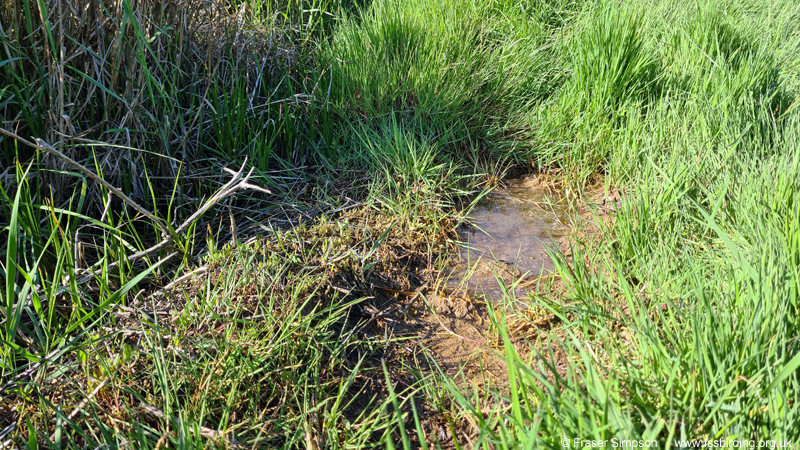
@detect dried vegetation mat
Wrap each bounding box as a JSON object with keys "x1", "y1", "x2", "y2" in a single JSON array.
[{"x1": 4, "y1": 203, "x2": 477, "y2": 447}]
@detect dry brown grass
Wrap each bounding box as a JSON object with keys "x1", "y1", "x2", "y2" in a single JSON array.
[{"x1": 0, "y1": 0, "x2": 300, "y2": 209}]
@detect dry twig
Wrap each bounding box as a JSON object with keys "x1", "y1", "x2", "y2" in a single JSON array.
[
  {"x1": 1, "y1": 128, "x2": 270, "y2": 288},
  {"x1": 48, "y1": 378, "x2": 110, "y2": 443}
]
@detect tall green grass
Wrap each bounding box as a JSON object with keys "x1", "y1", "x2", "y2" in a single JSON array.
[
  {"x1": 433, "y1": 0, "x2": 800, "y2": 445},
  {"x1": 320, "y1": 0, "x2": 565, "y2": 165}
]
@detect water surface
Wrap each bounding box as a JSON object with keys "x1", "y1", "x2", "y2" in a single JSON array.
[{"x1": 449, "y1": 176, "x2": 570, "y2": 298}]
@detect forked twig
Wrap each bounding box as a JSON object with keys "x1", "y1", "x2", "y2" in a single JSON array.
[
  {"x1": 1, "y1": 128, "x2": 271, "y2": 284},
  {"x1": 175, "y1": 163, "x2": 271, "y2": 235}
]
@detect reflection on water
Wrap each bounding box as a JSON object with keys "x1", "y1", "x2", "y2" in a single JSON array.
[{"x1": 450, "y1": 176, "x2": 570, "y2": 298}]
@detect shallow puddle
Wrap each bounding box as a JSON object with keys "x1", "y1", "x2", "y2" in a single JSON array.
[
  {"x1": 410, "y1": 176, "x2": 571, "y2": 384},
  {"x1": 449, "y1": 176, "x2": 570, "y2": 299},
  {"x1": 405, "y1": 177, "x2": 569, "y2": 385}
]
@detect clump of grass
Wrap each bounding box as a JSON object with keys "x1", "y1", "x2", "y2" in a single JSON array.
[
  {"x1": 569, "y1": 1, "x2": 659, "y2": 114},
  {"x1": 350, "y1": 116, "x2": 473, "y2": 221},
  {"x1": 320, "y1": 0, "x2": 566, "y2": 165}
]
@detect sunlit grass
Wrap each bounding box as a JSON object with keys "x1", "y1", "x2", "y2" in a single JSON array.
[{"x1": 2, "y1": 0, "x2": 799, "y2": 446}]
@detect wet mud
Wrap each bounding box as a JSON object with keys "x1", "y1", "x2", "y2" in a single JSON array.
[{"x1": 411, "y1": 176, "x2": 571, "y2": 384}]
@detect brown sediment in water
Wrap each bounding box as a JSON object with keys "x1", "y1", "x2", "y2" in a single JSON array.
[
  {"x1": 404, "y1": 175, "x2": 574, "y2": 386},
  {"x1": 450, "y1": 175, "x2": 570, "y2": 298}
]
